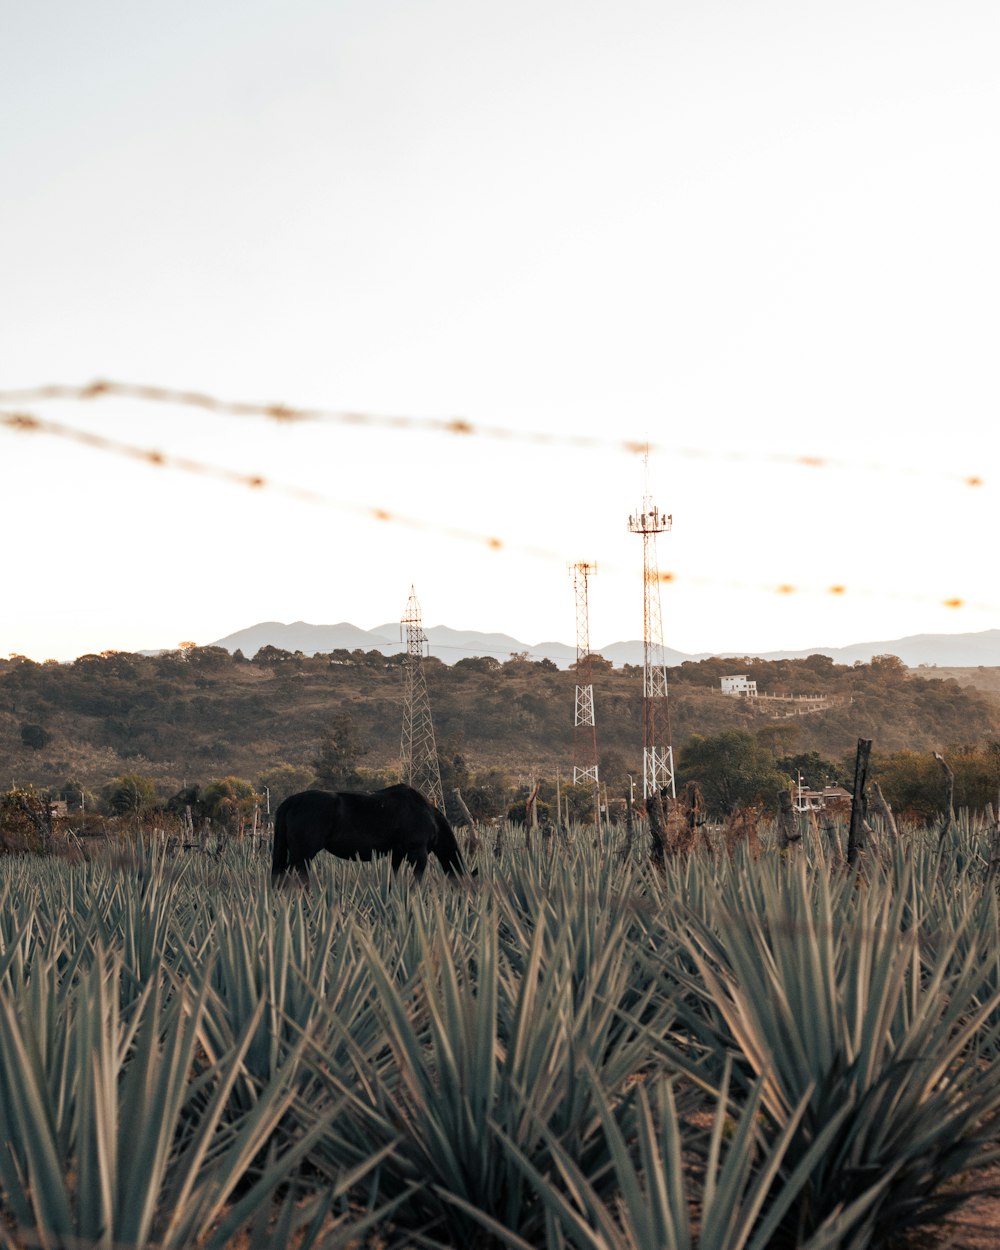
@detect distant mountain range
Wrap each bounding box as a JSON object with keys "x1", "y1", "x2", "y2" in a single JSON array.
[{"x1": 210, "y1": 621, "x2": 1000, "y2": 670}]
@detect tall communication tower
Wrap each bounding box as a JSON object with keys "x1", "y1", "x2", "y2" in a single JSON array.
[
  {"x1": 627, "y1": 469, "x2": 676, "y2": 801},
  {"x1": 570, "y1": 562, "x2": 600, "y2": 795},
  {"x1": 400, "y1": 586, "x2": 444, "y2": 811}
]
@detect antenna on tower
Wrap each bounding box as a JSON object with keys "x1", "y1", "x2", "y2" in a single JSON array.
[
  {"x1": 627, "y1": 455, "x2": 676, "y2": 801},
  {"x1": 399, "y1": 586, "x2": 444, "y2": 811},
  {"x1": 570, "y1": 561, "x2": 600, "y2": 830}
]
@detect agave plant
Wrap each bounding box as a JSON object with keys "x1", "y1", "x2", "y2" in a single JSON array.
[
  {"x1": 0, "y1": 947, "x2": 392, "y2": 1250},
  {"x1": 303, "y1": 892, "x2": 679, "y2": 1247},
  {"x1": 662, "y1": 855, "x2": 1000, "y2": 1246},
  {"x1": 445, "y1": 1060, "x2": 885, "y2": 1250}
]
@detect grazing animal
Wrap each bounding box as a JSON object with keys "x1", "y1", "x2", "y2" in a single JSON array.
[{"x1": 271, "y1": 784, "x2": 469, "y2": 883}]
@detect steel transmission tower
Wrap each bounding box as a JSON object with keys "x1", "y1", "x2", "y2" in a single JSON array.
[
  {"x1": 570, "y1": 562, "x2": 599, "y2": 793},
  {"x1": 627, "y1": 480, "x2": 676, "y2": 801},
  {"x1": 399, "y1": 586, "x2": 444, "y2": 811}
]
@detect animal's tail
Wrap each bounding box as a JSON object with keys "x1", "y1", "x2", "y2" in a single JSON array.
[
  {"x1": 271, "y1": 803, "x2": 289, "y2": 880},
  {"x1": 432, "y1": 806, "x2": 470, "y2": 877}
]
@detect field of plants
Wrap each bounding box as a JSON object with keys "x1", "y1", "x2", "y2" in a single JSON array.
[{"x1": 2, "y1": 816, "x2": 1000, "y2": 1250}]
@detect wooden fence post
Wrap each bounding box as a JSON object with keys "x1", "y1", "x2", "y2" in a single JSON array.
[
  {"x1": 777, "y1": 789, "x2": 801, "y2": 849},
  {"x1": 524, "y1": 781, "x2": 540, "y2": 850},
  {"x1": 933, "y1": 752, "x2": 955, "y2": 843},
  {"x1": 622, "y1": 788, "x2": 635, "y2": 860},
  {"x1": 985, "y1": 801, "x2": 1000, "y2": 891},
  {"x1": 869, "y1": 780, "x2": 898, "y2": 840},
  {"x1": 847, "y1": 738, "x2": 873, "y2": 868},
  {"x1": 822, "y1": 813, "x2": 840, "y2": 861},
  {"x1": 452, "y1": 787, "x2": 479, "y2": 852},
  {"x1": 645, "y1": 791, "x2": 667, "y2": 869}
]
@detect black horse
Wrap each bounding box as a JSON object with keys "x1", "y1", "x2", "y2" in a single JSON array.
[{"x1": 271, "y1": 783, "x2": 469, "y2": 883}]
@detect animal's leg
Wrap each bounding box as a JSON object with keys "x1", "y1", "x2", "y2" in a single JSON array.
[
  {"x1": 390, "y1": 848, "x2": 428, "y2": 878},
  {"x1": 286, "y1": 849, "x2": 314, "y2": 885}
]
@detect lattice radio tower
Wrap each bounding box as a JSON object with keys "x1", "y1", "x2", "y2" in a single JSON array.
[
  {"x1": 627, "y1": 465, "x2": 676, "y2": 800},
  {"x1": 400, "y1": 586, "x2": 444, "y2": 811},
  {"x1": 570, "y1": 562, "x2": 600, "y2": 796}
]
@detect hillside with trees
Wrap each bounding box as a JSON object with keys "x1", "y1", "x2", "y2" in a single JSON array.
[{"x1": 1, "y1": 645, "x2": 999, "y2": 826}]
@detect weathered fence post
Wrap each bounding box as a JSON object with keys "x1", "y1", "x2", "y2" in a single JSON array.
[
  {"x1": 984, "y1": 800, "x2": 1000, "y2": 891},
  {"x1": 524, "y1": 781, "x2": 540, "y2": 850},
  {"x1": 868, "y1": 780, "x2": 898, "y2": 840},
  {"x1": 933, "y1": 752, "x2": 955, "y2": 843},
  {"x1": 645, "y1": 790, "x2": 667, "y2": 869},
  {"x1": 452, "y1": 787, "x2": 479, "y2": 852},
  {"x1": 847, "y1": 738, "x2": 873, "y2": 868},
  {"x1": 622, "y1": 788, "x2": 635, "y2": 860},
  {"x1": 822, "y1": 812, "x2": 840, "y2": 861},
  {"x1": 777, "y1": 789, "x2": 801, "y2": 849}
]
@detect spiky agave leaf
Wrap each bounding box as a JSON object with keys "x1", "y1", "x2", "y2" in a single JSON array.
[
  {"x1": 0, "y1": 944, "x2": 392, "y2": 1250},
  {"x1": 442, "y1": 1062, "x2": 886, "y2": 1250},
  {"x1": 663, "y1": 856, "x2": 1000, "y2": 1244}
]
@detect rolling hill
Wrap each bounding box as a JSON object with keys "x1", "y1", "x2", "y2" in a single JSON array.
[{"x1": 211, "y1": 621, "x2": 1000, "y2": 670}]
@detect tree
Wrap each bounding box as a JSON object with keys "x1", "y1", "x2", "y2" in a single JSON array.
[
  {"x1": 103, "y1": 773, "x2": 158, "y2": 816},
  {"x1": 166, "y1": 784, "x2": 209, "y2": 825},
  {"x1": 950, "y1": 741, "x2": 1000, "y2": 810},
  {"x1": 20, "y1": 723, "x2": 51, "y2": 751},
  {"x1": 869, "y1": 654, "x2": 908, "y2": 685},
  {"x1": 462, "y1": 768, "x2": 512, "y2": 820},
  {"x1": 257, "y1": 763, "x2": 316, "y2": 810},
  {"x1": 755, "y1": 722, "x2": 800, "y2": 758},
  {"x1": 455, "y1": 655, "x2": 502, "y2": 674},
  {"x1": 871, "y1": 744, "x2": 1000, "y2": 824},
  {"x1": 866, "y1": 750, "x2": 940, "y2": 824},
  {"x1": 202, "y1": 776, "x2": 259, "y2": 836},
  {"x1": 557, "y1": 779, "x2": 596, "y2": 823},
  {"x1": 599, "y1": 749, "x2": 637, "y2": 798},
  {"x1": 313, "y1": 712, "x2": 368, "y2": 790},
  {"x1": 57, "y1": 777, "x2": 98, "y2": 811},
  {"x1": 252, "y1": 646, "x2": 295, "y2": 666},
  {"x1": 802, "y1": 653, "x2": 838, "y2": 676},
  {"x1": 438, "y1": 750, "x2": 471, "y2": 814},
  {"x1": 776, "y1": 751, "x2": 843, "y2": 790},
  {"x1": 676, "y1": 731, "x2": 789, "y2": 817},
  {"x1": 185, "y1": 645, "x2": 231, "y2": 672},
  {"x1": 0, "y1": 787, "x2": 51, "y2": 850},
  {"x1": 571, "y1": 652, "x2": 613, "y2": 675}
]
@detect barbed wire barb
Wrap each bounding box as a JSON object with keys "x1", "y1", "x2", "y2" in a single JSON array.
[
  {"x1": 1, "y1": 405, "x2": 988, "y2": 617},
  {"x1": 0, "y1": 379, "x2": 987, "y2": 490}
]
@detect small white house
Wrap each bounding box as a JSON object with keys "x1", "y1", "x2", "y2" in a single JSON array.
[
  {"x1": 794, "y1": 785, "x2": 852, "y2": 813},
  {"x1": 721, "y1": 674, "x2": 758, "y2": 697}
]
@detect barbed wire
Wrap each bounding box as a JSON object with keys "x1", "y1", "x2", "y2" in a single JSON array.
[
  {"x1": 0, "y1": 408, "x2": 533, "y2": 554},
  {"x1": 0, "y1": 379, "x2": 988, "y2": 489},
  {"x1": 1, "y1": 406, "x2": 987, "y2": 616}
]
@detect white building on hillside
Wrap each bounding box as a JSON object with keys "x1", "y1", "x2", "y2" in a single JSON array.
[{"x1": 721, "y1": 674, "x2": 758, "y2": 697}]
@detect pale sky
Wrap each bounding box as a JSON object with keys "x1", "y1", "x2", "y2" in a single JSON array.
[{"x1": 2, "y1": 0, "x2": 998, "y2": 662}]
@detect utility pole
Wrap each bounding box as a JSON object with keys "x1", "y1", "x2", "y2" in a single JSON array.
[
  {"x1": 399, "y1": 586, "x2": 445, "y2": 811},
  {"x1": 570, "y1": 561, "x2": 601, "y2": 831},
  {"x1": 627, "y1": 459, "x2": 675, "y2": 800}
]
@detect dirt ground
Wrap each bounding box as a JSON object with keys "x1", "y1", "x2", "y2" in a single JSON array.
[{"x1": 924, "y1": 1164, "x2": 1000, "y2": 1250}]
